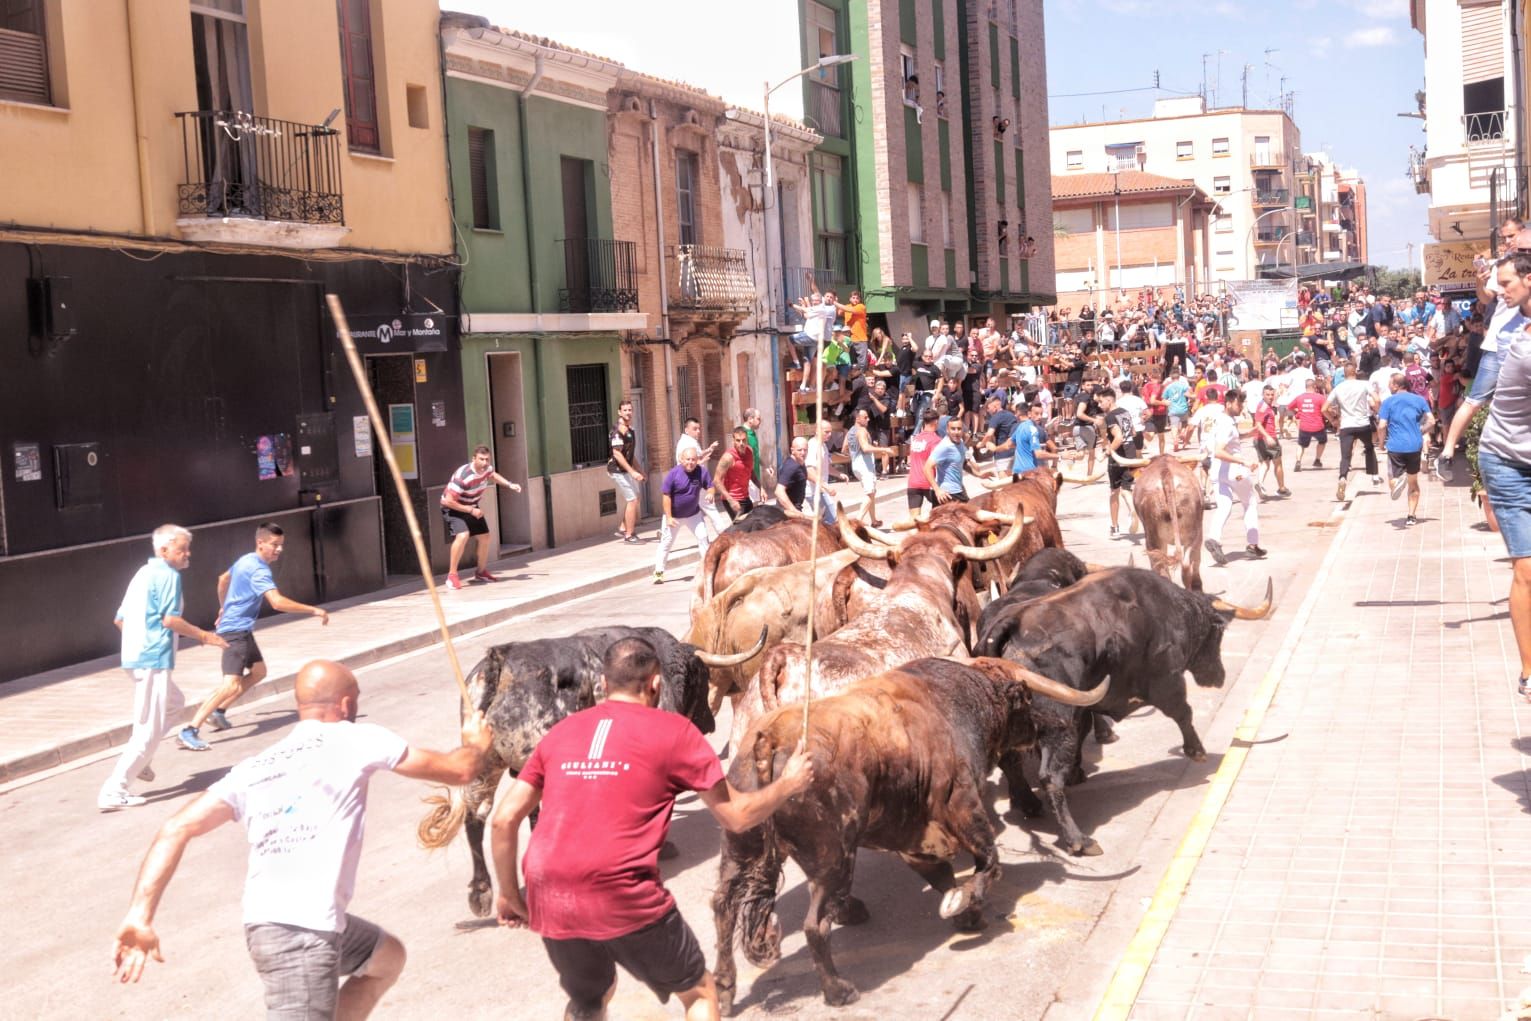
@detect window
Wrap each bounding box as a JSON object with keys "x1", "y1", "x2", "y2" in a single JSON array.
[
  {"x1": 1211, "y1": 136, "x2": 1229, "y2": 156},
  {"x1": 1213, "y1": 175, "x2": 1231, "y2": 195},
  {"x1": 807, "y1": 2, "x2": 840, "y2": 86},
  {"x1": 405, "y1": 83, "x2": 428, "y2": 129},
  {"x1": 566, "y1": 365, "x2": 611, "y2": 469},
  {"x1": 1066, "y1": 149, "x2": 1083, "y2": 170},
  {"x1": 901, "y1": 45, "x2": 918, "y2": 104},
  {"x1": 1105, "y1": 142, "x2": 1143, "y2": 171},
  {"x1": 676, "y1": 150, "x2": 699, "y2": 246},
  {"x1": 0, "y1": 0, "x2": 50, "y2": 105},
  {"x1": 1175, "y1": 140, "x2": 1193, "y2": 160},
  {"x1": 1106, "y1": 200, "x2": 1173, "y2": 231},
  {"x1": 907, "y1": 182, "x2": 925, "y2": 244},
  {"x1": 1214, "y1": 213, "x2": 1233, "y2": 233},
  {"x1": 467, "y1": 128, "x2": 497, "y2": 229},
  {"x1": 933, "y1": 60, "x2": 946, "y2": 118},
  {"x1": 942, "y1": 190, "x2": 954, "y2": 247},
  {"x1": 1054, "y1": 207, "x2": 1093, "y2": 235},
  {"x1": 812, "y1": 152, "x2": 847, "y2": 277},
  {"x1": 337, "y1": 0, "x2": 380, "y2": 153}
]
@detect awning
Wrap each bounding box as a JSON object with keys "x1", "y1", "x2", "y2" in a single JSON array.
[{"x1": 1261, "y1": 261, "x2": 1370, "y2": 282}]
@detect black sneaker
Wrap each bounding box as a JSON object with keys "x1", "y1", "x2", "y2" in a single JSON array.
[
  {"x1": 1109, "y1": 525, "x2": 1120, "y2": 538},
  {"x1": 1204, "y1": 539, "x2": 1228, "y2": 566},
  {"x1": 1277, "y1": 487, "x2": 1291, "y2": 497},
  {"x1": 1294, "y1": 461, "x2": 1304, "y2": 472},
  {"x1": 1406, "y1": 515, "x2": 1418, "y2": 527},
  {"x1": 1245, "y1": 544, "x2": 1268, "y2": 559},
  {"x1": 1435, "y1": 455, "x2": 1455, "y2": 483},
  {"x1": 1519, "y1": 677, "x2": 1530, "y2": 700},
  {"x1": 1311, "y1": 460, "x2": 1324, "y2": 469}
]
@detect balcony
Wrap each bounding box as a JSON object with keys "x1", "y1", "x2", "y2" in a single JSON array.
[
  {"x1": 1464, "y1": 110, "x2": 1507, "y2": 145},
  {"x1": 175, "y1": 111, "x2": 348, "y2": 249},
  {"x1": 1254, "y1": 227, "x2": 1289, "y2": 244},
  {"x1": 805, "y1": 79, "x2": 843, "y2": 138},
  {"x1": 1253, "y1": 188, "x2": 1290, "y2": 207},
  {"x1": 668, "y1": 244, "x2": 755, "y2": 317},
  {"x1": 1293, "y1": 231, "x2": 1316, "y2": 248},
  {"x1": 558, "y1": 238, "x2": 639, "y2": 313},
  {"x1": 1407, "y1": 147, "x2": 1430, "y2": 194},
  {"x1": 1249, "y1": 149, "x2": 1287, "y2": 169}
]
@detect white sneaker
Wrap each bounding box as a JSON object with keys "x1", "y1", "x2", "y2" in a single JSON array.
[
  {"x1": 1389, "y1": 475, "x2": 1407, "y2": 500},
  {"x1": 98, "y1": 790, "x2": 147, "y2": 811}
]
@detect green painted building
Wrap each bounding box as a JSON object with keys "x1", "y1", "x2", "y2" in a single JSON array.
[{"x1": 442, "y1": 18, "x2": 645, "y2": 550}]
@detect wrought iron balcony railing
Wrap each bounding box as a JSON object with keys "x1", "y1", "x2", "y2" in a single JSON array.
[
  {"x1": 1255, "y1": 227, "x2": 1289, "y2": 243},
  {"x1": 1253, "y1": 188, "x2": 1290, "y2": 206},
  {"x1": 176, "y1": 111, "x2": 343, "y2": 224},
  {"x1": 1249, "y1": 149, "x2": 1286, "y2": 168},
  {"x1": 668, "y1": 244, "x2": 755, "y2": 315},
  {"x1": 805, "y1": 79, "x2": 843, "y2": 138},
  {"x1": 558, "y1": 238, "x2": 639, "y2": 313},
  {"x1": 1464, "y1": 110, "x2": 1507, "y2": 144}
]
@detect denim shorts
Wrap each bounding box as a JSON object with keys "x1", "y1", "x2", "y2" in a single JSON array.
[
  {"x1": 245, "y1": 915, "x2": 384, "y2": 1019},
  {"x1": 1479, "y1": 448, "x2": 1531, "y2": 558},
  {"x1": 1467, "y1": 347, "x2": 1505, "y2": 404}
]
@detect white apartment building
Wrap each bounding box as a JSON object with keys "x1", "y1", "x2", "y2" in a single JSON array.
[
  {"x1": 1050, "y1": 97, "x2": 1302, "y2": 285},
  {"x1": 1409, "y1": 0, "x2": 1523, "y2": 248}
]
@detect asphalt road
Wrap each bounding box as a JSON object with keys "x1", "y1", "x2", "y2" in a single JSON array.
[{"x1": 0, "y1": 461, "x2": 1352, "y2": 1020}]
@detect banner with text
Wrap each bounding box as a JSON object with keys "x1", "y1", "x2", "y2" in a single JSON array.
[{"x1": 1224, "y1": 279, "x2": 1300, "y2": 331}]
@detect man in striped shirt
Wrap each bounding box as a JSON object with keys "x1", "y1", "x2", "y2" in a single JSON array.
[{"x1": 441, "y1": 445, "x2": 522, "y2": 591}]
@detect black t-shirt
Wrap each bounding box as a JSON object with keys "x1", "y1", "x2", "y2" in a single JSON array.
[
  {"x1": 914, "y1": 363, "x2": 940, "y2": 391},
  {"x1": 777, "y1": 457, "x2": 808, "y2": 508},
  {"x1": 895, "y1": 344, "x2": 917, "y2": 376},
  {"x1": 987, "y1": 409, "x2": 1019, "y2": 448},
  {"x1": 1104, "y1": 406, "x2": 1138, "y2": 456},
  {"x1": 607, "y1": 426, "x2": 636, "y2": 475},
  {"x1": 857, "y1": 389, "x2": 891, "y2": 431}
]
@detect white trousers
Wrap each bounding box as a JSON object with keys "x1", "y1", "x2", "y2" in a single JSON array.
[
  {"x1": 101, "y1": 668, "x2": 185, "y2": 795},
  {"x1": 1210, "y1": 474, "x2": 1260, "y2": 546},
  {"x1": 655, "y1": 511, "x2": 711, "y2": 574}
]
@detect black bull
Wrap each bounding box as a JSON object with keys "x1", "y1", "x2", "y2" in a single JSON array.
[
  {"x1": 975, "y1": 566, "x2": 1271, "y2": 856},
  {"x1": 417, "y1": 625, "x2": 749, "y2": 917}
]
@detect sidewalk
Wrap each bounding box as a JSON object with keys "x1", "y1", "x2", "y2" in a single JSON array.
[
  {"x1": 0, "y1": 479, "x2": 900, "y2": 785},
  {"x1": 1104, "y1": 474, "x2": 1531, "y2": 1019}
]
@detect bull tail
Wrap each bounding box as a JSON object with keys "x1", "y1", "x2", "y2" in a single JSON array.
[
  {"x1": 417, "y1": 783, "x2": 468, "y2": 849},
  {"x1": 1160, "y1": 470, "x2": 1185, "y2": 581},
  {"x1": 730, "y1": 732, "x2": 789, "y2": 967}
]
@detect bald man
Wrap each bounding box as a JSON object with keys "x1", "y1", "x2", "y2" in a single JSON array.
[{"x1": 112, "y1": 660, "x2": 491, "y2": 1019}]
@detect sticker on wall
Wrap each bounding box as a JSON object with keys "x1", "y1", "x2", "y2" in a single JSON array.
[
  {"x1": 12, "y1": 442, "x2": 42, "y2": 482},
  {"x1": 415, "y1": 358, "x2": 428, "y2": 383},
  {"x1": 431, "y1": 400, "x2": 447, "y2": 428},
  {"x1": 387, "y1": 403, "x2": 419, "y2": 480},
  {"x1": 256, "y1": 433, "x2": 295, "y2": 481},
  {"x1": 353, "y1": 415, "x2": 373, "y2": 458}
]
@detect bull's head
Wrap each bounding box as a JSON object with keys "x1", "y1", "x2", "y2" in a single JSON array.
[
  {"x1": 966, "y1": 656, "x2": 1109, "y2": 748},
  {"x1": 1189, "y1": 579, "x2": 1273, "y2": 688}
]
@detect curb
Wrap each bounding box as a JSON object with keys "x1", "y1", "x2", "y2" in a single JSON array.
[{"x1": 0, "y1": 549, "x2": 700, "y2": 786}]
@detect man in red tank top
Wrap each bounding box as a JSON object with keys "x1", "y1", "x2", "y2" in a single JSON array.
[{"x1": 713, "y1": 427, "x2": 756, "y2": 520}]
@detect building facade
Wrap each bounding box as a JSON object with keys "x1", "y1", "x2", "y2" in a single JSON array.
[
  {"x1": 0, "y1": 0, "x2": 460, "y2": 680},
  {"x1": 798, "y1": 0, "x2": 1056, "y2": 342},
  {"x1": 1295, "y1": 152, "x2": 1369, "y2": 267},
  {"x1": 1050, "y1": 171, "x2": 1213, "y2": 310},
  {"x1": 1050, "y1": 98, "x2": 1302, "y2": 283}
]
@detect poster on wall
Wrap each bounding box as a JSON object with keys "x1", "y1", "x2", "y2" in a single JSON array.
[
  {"x1": 353, "y1": 416, "x2": 373, "y2": 458},
  {"x1": 1224, "y1": 279, "x2": 1300, "y2": 331},
  {"x1": 13, "y1": 442, "x2": 42, "y2": 482},
  {"x1": 431, "y1": 401, "x2": 447, "y2": 428},
  {"x1": 387, "y1": 403, "x2": 419, "y2": 480},
  {"x1": 256, "y1": 434, "x2": 295, "y2": 481}
]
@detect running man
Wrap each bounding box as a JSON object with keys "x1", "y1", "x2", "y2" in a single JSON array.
[
  {"x1": 441, "y1": 444, "x2": 523, "y2": 590},
  {"x1": 608, "y1": 400, "x2": 646, "y2": 544},
  {"x1": 846, "y1": 407, "x2": 896, "y2": 526},
  {"x1": 1204, "y1": 390, "x2": 1267, "y2": 565},
  {"x1": 653, "y1": 446, "x2": 713, "y2": 585},
  {"x1": 177, "y1": 523, "x2": 330, "y2": 752},
  {"x1": 1288, "y1": 377, "x2": 1329, "y2": 471},
  {"x1": 712, "y1": 427, "x2": 756, "y2": 520},
  {"x1": 1099, "y1": 389, "x2": 1141, "y2": 538},
  {"x1": 1326, "y1": 362, "x2": 1381, "y2": 502},
  {"x1": 1251, "y1": 384, "x2": 1291, "y2": 498},
  {"x1": 904, "y1": 410, "x2": 942, "y2": 518},
  {"x1": 1377, "y1": 372, "x2": 1434, "y2": 526},
  {"x1": 491, "y1": 637, "x2": 812, "y2": 1021},
  {"x1": 113, "y1": 661, "x2": 491, "y2": 1019}
]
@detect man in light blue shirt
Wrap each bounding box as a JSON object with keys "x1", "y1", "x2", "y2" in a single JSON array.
[
  {"x1": 924, "y1": 418, "x2": 980, "y2": 502},
  {"x1": 100, "y1": 525, "x2": 227, "y2": 810}
]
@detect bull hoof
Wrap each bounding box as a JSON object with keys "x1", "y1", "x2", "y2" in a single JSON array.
[
  {"x1": 834, "y1": 897, "x2": 871, "y2": 926},
  {"x1": 954, "y1": 906, "x2": 988, "y2": 932},
  {"x1": 718, "y1": 983, "x2": 736, "y2": 1017},
  {"x1": 822, "y1": 978, "x2": 860, "y2": 1007},
  {"x1": 1184, "y1": 745, "x2": 1207, "y2": 762},
  {"x1": 468, "y1": 881, "x2": 492, "y2": 918},
  {"x1": 939, "y1": 887, "x2": 973, "y2": 920},
  {"x1": 1094, "y1": 725, "x2": 1120, "y2": 745},
  {"x1": 1059, "y1": 836, "x2": 1104, "y2": 857},
  {"x1": 659, "y1": 839, "x2": 680, "y2": 861},
  {"x1": 1066, "y1": 767, "x2": 1089, "y2": 787}
]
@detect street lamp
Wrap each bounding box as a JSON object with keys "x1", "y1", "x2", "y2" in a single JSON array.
[
  {"x1": 1109, "y1": 146, "x2": 1146, "y2": 305},
  {"x1": 1245, "y1": 206, "x2": 1294, "y2": 279},
  {"x1": 762, "y1": 52, "x2": 857, "y2": 330}
]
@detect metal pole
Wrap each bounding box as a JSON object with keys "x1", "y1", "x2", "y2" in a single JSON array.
[
  {"x1": 1113, "y1": 169, "x2": 1122, "y2": 305},
  {"x1": 763, "y1": 86, "x2": 776, "y2": 333}
]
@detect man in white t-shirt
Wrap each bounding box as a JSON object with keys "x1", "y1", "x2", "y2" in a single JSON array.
[
  {"x1": 1325, "y1": 362, "x2": 1382, "y2": 501},
  {"x1": 112, "y1": 661, "x2": 492, "y2": 1018},
  {"x1": 803, "y1": 417, "x2": 838, "y2": 524}
]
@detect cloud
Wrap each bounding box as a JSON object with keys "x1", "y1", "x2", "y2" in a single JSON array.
[
  {"x1": 1312, "y1": 35, "x2": 1333, "y2": 57},
  {"x1": 1346, "y1": 26, "x2": 1399, "y2": 46},
  {"x1": 1354, "y1": 0, "x2": 1408, "y2": 17}
]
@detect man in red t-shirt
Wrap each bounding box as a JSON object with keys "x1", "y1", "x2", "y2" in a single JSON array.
[
  {"x1": 713, "y1": 427, "x2": 756, "y2": 519},
  {"x1": 490, "y1": 638, "x2": 812, "y2": 1021},
  {"x1": 1287, "y1": 377, "x2": 1329, "y2": 471},
  {"x1": 1141, "y1": 376, "x2": 1170, "y2": 455},
  {"x1": 903, "y1": 409, "x2": 942, "y2": 519}
]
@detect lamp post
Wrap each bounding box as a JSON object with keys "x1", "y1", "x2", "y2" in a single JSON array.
[
  {"x1": 1245, "y1": 206, "x2": 1294, "y2": 279},
  {"x1": 762, "y1": 53, "x2": 858, "y2": 331},
  {"x1": 1109, "y1": 146, "x2": 1146, "y2": 305}
]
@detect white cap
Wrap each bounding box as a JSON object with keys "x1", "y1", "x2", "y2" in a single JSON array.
[{"x1": 930, "y1": 319, "x2": 941, "y2": 327}]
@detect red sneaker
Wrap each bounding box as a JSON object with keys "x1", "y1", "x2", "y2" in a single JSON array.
[
  {"x1": 445, "y1": 573, "x2": 462, "y2": 591},
  {"x1": 474, "y1": 569, "x2": 499, "y2": 583}
]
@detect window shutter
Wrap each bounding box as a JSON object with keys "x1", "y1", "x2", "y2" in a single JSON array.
[
  {"x1": 468, "y1": 127, "x2": 491, "y2": 229},
  {"x1": 1461, "y1": 2, "x2": 1503, "y2": 85},
  {"x1": 0, "y1": 21, "x2": 50, "y2": 105},
  {"x1": 336, "y1": 0, "x2": 380, "y2": 151}
]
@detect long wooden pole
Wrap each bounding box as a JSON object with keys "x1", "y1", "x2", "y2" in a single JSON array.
[
  {"x1": 800, "y1": 306, "x2": 827, "y2": 739},
  {"x1": 327, "y1": 293, "x2": 472, "y2": 711}
]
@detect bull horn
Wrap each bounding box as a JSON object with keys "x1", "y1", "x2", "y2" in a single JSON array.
[
  {"x1": 694, "y1": 625, "x2": 770, "y2": 667},
  {"x1": 1059, "y1": 465, "x2": 1108, "y2": 484},
  {"x1": 865, "y1": 524, "x2": 905, "y2": 546},
  {"x1": 1172, "y1": 450, "x2": 1205, "y2": 463},
  {"x1": 978, "y1": 658, "x2": 1110, "y2": 706},
  {"x1": 836, "y1": 512, "x2": 893, "y2": 560},
  {"x1": 1109, "y1": 450, "x2": 1152, "y2": 468},
  {"x1": 1210, "y1": 578, "x2": 1274, "y2": 620},
  {"x1": 974, "y1": 509, "x2": 1014, "y2": 525},
  {"x1": 889, "y1": 518, "x2": 921, "y2": 531},
  {"x1": 981, "y1": 475, "x2": 1012, "y2": 490},
  {"x1": 953, "y1": 518, "x2": 1025, "y2": 561},
  {"x1": 1084, "y1": 562, "x2": 1109, "y2": 573}
]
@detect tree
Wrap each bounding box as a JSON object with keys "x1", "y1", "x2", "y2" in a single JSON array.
[{"x1": 1372, "y1": 266, "x2": 1422, "y2": 295}]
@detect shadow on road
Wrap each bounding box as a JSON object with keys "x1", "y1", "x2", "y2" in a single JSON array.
[{"x1": 1491, "y1": 737, "x2": 1531, "y2": 815}]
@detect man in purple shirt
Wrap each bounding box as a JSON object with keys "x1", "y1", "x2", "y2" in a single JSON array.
[{"x1": 654, "y1": 447, "x2": 713, "y2": 584}]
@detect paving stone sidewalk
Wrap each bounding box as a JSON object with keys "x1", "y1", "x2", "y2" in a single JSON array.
[
  {"x1": 0, "y1": 479, "x2": 898, "y2": 785},
  {"x1": 1127, "y1": 477, "x2": 1531, "y2": 1020}
]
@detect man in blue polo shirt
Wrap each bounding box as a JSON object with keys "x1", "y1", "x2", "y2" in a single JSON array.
[
  {"x1": 1011, "y1": 402, "x2": 1056, "y2": 477},
  {"x1": 1377, "y1": 371, "x2": 1434, "y2": 526},
  {"x1": 99, "y1": 525, "x2": 227, "y2": 810},
  {"x1": 925, "y1": 417, "x2": 980, "y2": 503},
  {"x1": 978, "y1": 395, "x2": 1020, "y2": 476}
]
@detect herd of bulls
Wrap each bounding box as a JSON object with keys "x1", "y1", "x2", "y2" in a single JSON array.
[{"x1": 417, "y1": 466, "x2": 1273, "y2": 1012}]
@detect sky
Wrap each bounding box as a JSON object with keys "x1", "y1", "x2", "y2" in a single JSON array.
[{"x1": 451, "y1": 0, "x2": 1429, "y2": 272}]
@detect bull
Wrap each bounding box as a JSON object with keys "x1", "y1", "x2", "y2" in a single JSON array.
[
  {"x1": 690, "y1": 517, "x2": 846, "y2": 616},
  {"x1": 974, "y1": 547, "x2": 1089, "y2": 647},
  {"x1": 729, "y1": 507, "x2": 1025, "y2": 747},
  {"x1": 1111, "y1": 450, "x2": 1208, "y2": 591},
  {"x1": 975, "y1": 567, "x2": 1271, "y2": 856},
  {"x1": 713, "y1": 657, "x2": 1106, "y2": 1012},
  {"x1": 416, "y1": 625, "x2": 761, "y2": 917}
]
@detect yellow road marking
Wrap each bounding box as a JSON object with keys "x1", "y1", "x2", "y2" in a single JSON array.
[{"x1": 1092, "y1": 501, "x2": 1357, "y2": 1020}]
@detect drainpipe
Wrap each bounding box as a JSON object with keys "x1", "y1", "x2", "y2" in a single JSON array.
[
  {"x1": 517, "y1": 56, "x2": 556, "y2": 547},
  {"x1": 649, "y1": 99, "x2": 678, "y2": 466},
  {"x1": 125, "y1": 0, "x2": 156, "y2": 236},
  {"x1": 1511, "y1": 6, "x2": 1525, "y2": 205}
]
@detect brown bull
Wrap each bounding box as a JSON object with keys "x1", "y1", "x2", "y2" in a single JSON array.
[
  {"x1": 713, "y1": 656, "x2": 1107, "y2": 1012},
  {"x1": 729, "y1": 507, "x2": 1025, "y2": 747},
  {"x1": 1112, "y1": 450, "x2": 1207, "y2": 591},
  {"x1": 682, "y1": 547, "x2": 889, "y2": 711},
  {"x1": 690, "y1": 517, "x2": 846, "y2": 617}
]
